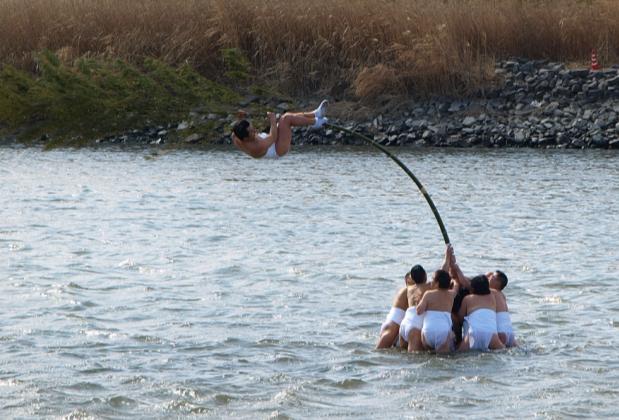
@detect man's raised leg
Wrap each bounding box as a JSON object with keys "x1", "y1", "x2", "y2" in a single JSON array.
[{"x1": 275, "y1": 113, "x2": 314, "y2": 156}]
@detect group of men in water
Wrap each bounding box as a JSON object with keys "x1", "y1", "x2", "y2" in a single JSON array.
[
  {"x1": 230, "y1": 104, "x2": 517, "y2": 353},
  {"x1": 377, "y1": 245, "x2": 517, "y2": 353}
]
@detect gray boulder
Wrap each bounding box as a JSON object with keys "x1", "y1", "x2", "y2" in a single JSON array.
[
  {"x1": 184, "y1": 133, "x2": 204, "y2": 143},
  {"x1": 462, "y1": 116, "x2": 477, "y2": 127}
]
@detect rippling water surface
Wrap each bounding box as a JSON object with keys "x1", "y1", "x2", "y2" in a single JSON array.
[{"x1": 1, "y1": 145, "x2": 618, "y2": 419}]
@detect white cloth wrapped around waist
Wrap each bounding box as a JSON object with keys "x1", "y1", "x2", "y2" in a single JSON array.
[
  {"x1": 421, "y1": 310, "x2": 453, "y2": 350},
  {"x1": 258, "y1": 133, "x2": 279, "y2": 159},
  {"x1": 399, "y1": 307, "x2": 424, "y2": 342},
  {"x1": 496, "y1": 311, "x2": 513, "y2": 333},
  {"x1": 496, "y1": 311, "x2": 515, "y2": 346},
  {"x1": 464, "y1": 308, "x2": 498, "y2": 351},
  {"x1": 380, "y1": 307, "x2": 406, "y2": 332}
]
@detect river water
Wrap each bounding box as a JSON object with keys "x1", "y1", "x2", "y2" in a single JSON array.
[{"x1": 1, "y1": 145, "x2": 618, "y2": 419}]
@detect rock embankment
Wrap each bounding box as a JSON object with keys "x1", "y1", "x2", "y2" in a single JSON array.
[
  {"x1": 300, "y1": 59, "x2": 619, "y2": 149},
  {"x1": 97, "y1": 59, "x2": 619, "y2": 149}
]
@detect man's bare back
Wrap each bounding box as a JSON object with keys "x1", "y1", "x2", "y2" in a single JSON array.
[
  {"x1": 407, "y1": 283, "x2": 430, "y2": 308},
  {"x1": 417, "y1": 288, "x2": 457, "y2": 314}
]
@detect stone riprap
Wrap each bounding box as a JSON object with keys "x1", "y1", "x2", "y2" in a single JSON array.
[
  {"x1": 94, "y1": 59, "x2": 619, "y2": 149},
  {"x1": 304, "y1": 59, "x2": 619, "y2": 149}
]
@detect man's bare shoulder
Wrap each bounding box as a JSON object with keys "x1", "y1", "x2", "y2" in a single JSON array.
[
  {"x1": 405, "y1": 284, "x2": 418, "y2": 297},
  {"x1": 462, "y1": 293, "x2": 474, "y2": 303},
  {"x1": 406, "y1": 283, "x2": 425, "y2": 294},
  {"x1": 396, "y1": 286, "x2": 408, "y2": 296},
  {"x1": 234, "y1": 137, "x2": 265, "y2": 158},
  {"x1": 232, "y1": 135, "x2": 247, "y2": 151},
  {"x1": 407, "y1": 283, "x2": 430, "y2": 303},
  {"x1": 491, "y1": 289, "x2": 506, "y2": 301},
  {"x1": 420, "y1": 288, "x2": 438, "y2": 302},
  {"x1": 393, "y1": 286, "x2": 409, "y2": 309},
  {"x1": 416, "y1": 283, "x2": 432, "y2": 297}
]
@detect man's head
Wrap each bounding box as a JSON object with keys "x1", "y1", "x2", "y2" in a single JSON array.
[
  {"x1": 470, "y1": 274, "x2": 491, "y2": 295},
  {"x1": 409, "y1": 264, "x2": 427, "y2": 285},
  {"x1": 433, "y1": 269, "x2": 451, "y2": 289},
  {"x1": 232, "y1": 119, "x2": 254, "y2": 140},
  {"x1": 487, "y1": 270, "x2": 508, "y2": 291}
]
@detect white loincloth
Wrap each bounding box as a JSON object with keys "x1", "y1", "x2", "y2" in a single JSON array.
[
  {"x1": 421, "y1": 310, "x2": 453, "y2": 350},
  {"x1": 380, "y1": 307, "x2": 406, "y2": 332},
  {"x1": 399, "y1": 307, "x2": 425, "y2": 343},
  {"x1": 496, "y1": 311, "x2": 515, "y2": 347},
  {"x1": 259, "y1": 132, "x2": 279, "y2": 159},
  {"x1": 464, "y1": 308, "x2": 498, "y2": 351}
]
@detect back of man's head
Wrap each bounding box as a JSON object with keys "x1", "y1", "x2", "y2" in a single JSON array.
[
  {"x1": 471, "y1": 275, "x2": 491, "y2": 295},
  {"x1": 434, "y1": 269, "x2": 451, "y2": 289},
  {"x1": 410, "y1": 264, "x2": 427, "y2": 284},
  {"x1": 232, "y1": 119, "x2": 251, "y2": 140},
  {"x1": 495, "y1": 270, "x2": 508, "y2": 290}
]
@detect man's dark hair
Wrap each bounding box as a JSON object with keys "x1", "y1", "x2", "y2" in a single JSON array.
[
  {"x1": 410, "y1": 264, "x2": 427, "y2": 284},
  {"x1": 232, "y1": 119, "x2": 251, "y2": 140},
  {"x1": 434, "y1": 269, "x2": 451, "y2": 289},
  {"x1": 495, "y1": 270, "x2": 508, "y2": 290},
  {"x1": 470, "y1": 275, "x2": 491, "y2": 295}
]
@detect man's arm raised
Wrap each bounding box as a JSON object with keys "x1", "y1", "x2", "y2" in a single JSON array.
[
  {"x1": 441, "y1": 244, "x2": 451, "y2": 272},
  {"x1": 450, "y1": 263, "x2": 471, "y2": 290},
  {"x1": 448, "y1": 246, "x2": 471, "y2": 290},
  {"x1": 261, "y1": 112, "x2": 278, "y2": 146}
]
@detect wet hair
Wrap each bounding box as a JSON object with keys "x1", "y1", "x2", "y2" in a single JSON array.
[
  {"x1": 410, "y1": 264, "x2": 427, "y2": 284},
  {"x1": 495, "y1": 270, "x2": 508, "y2": 290},
  {"x1": 470, "y1": 275, "x2": 491, "y2": 295},
  {"x1": 232, "y1": 119, "x2": 251, "y2": 140},
  {"x1": 434, "y1": 269, "x2": 451, "y2": 289}
]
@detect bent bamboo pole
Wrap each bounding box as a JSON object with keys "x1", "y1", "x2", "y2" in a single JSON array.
[{"x1": 325, "y1": 123, "x2": 450, "y2": 245}]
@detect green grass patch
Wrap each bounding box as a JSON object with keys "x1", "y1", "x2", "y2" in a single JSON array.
[
  {"x1": 0, "y1": 51, "x2": 241, "y2": 146},
  {"x1": 221, "y1": 48, "x2": 251, "y2": 82}
]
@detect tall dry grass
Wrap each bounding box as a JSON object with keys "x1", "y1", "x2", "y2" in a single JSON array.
[{"x1": 1, "y1": 0, "x2": 618, "y2": 98}]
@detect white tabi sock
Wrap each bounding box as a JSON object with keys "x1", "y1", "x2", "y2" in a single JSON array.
[{"x1": 313, "y1": 100, "x2": 329, "y2": 119}]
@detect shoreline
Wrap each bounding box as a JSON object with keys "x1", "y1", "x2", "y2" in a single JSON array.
[{"x1": 2, "y1": 59, "x2": 619, "y2": 150}]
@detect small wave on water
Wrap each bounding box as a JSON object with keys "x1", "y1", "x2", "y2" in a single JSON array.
[
  {"x1": 62, "y1": 409, "x2": 97, "y2": 420},
  {"x1": 7, "y1": 242, "x2": 31, "y2": 252}
]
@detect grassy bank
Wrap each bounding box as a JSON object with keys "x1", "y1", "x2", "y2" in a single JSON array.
[
  {"x1": 1, "y1": 0, "x2": 618, "y2": 145},
  {"x1": 0, "y1": 51, "x2": 245, "y2": 146},
  {"x1": 2, "y1": 0, "x2": 618, "y2": 98}
]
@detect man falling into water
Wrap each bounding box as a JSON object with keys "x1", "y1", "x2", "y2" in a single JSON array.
[{"x1": 231, "y1": 100, "x2": 328, "y2": 159}]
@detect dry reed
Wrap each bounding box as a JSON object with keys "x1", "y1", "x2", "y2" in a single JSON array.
[{"x1": 1, "y1": 0, "x2": 618, "y2": 98}]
